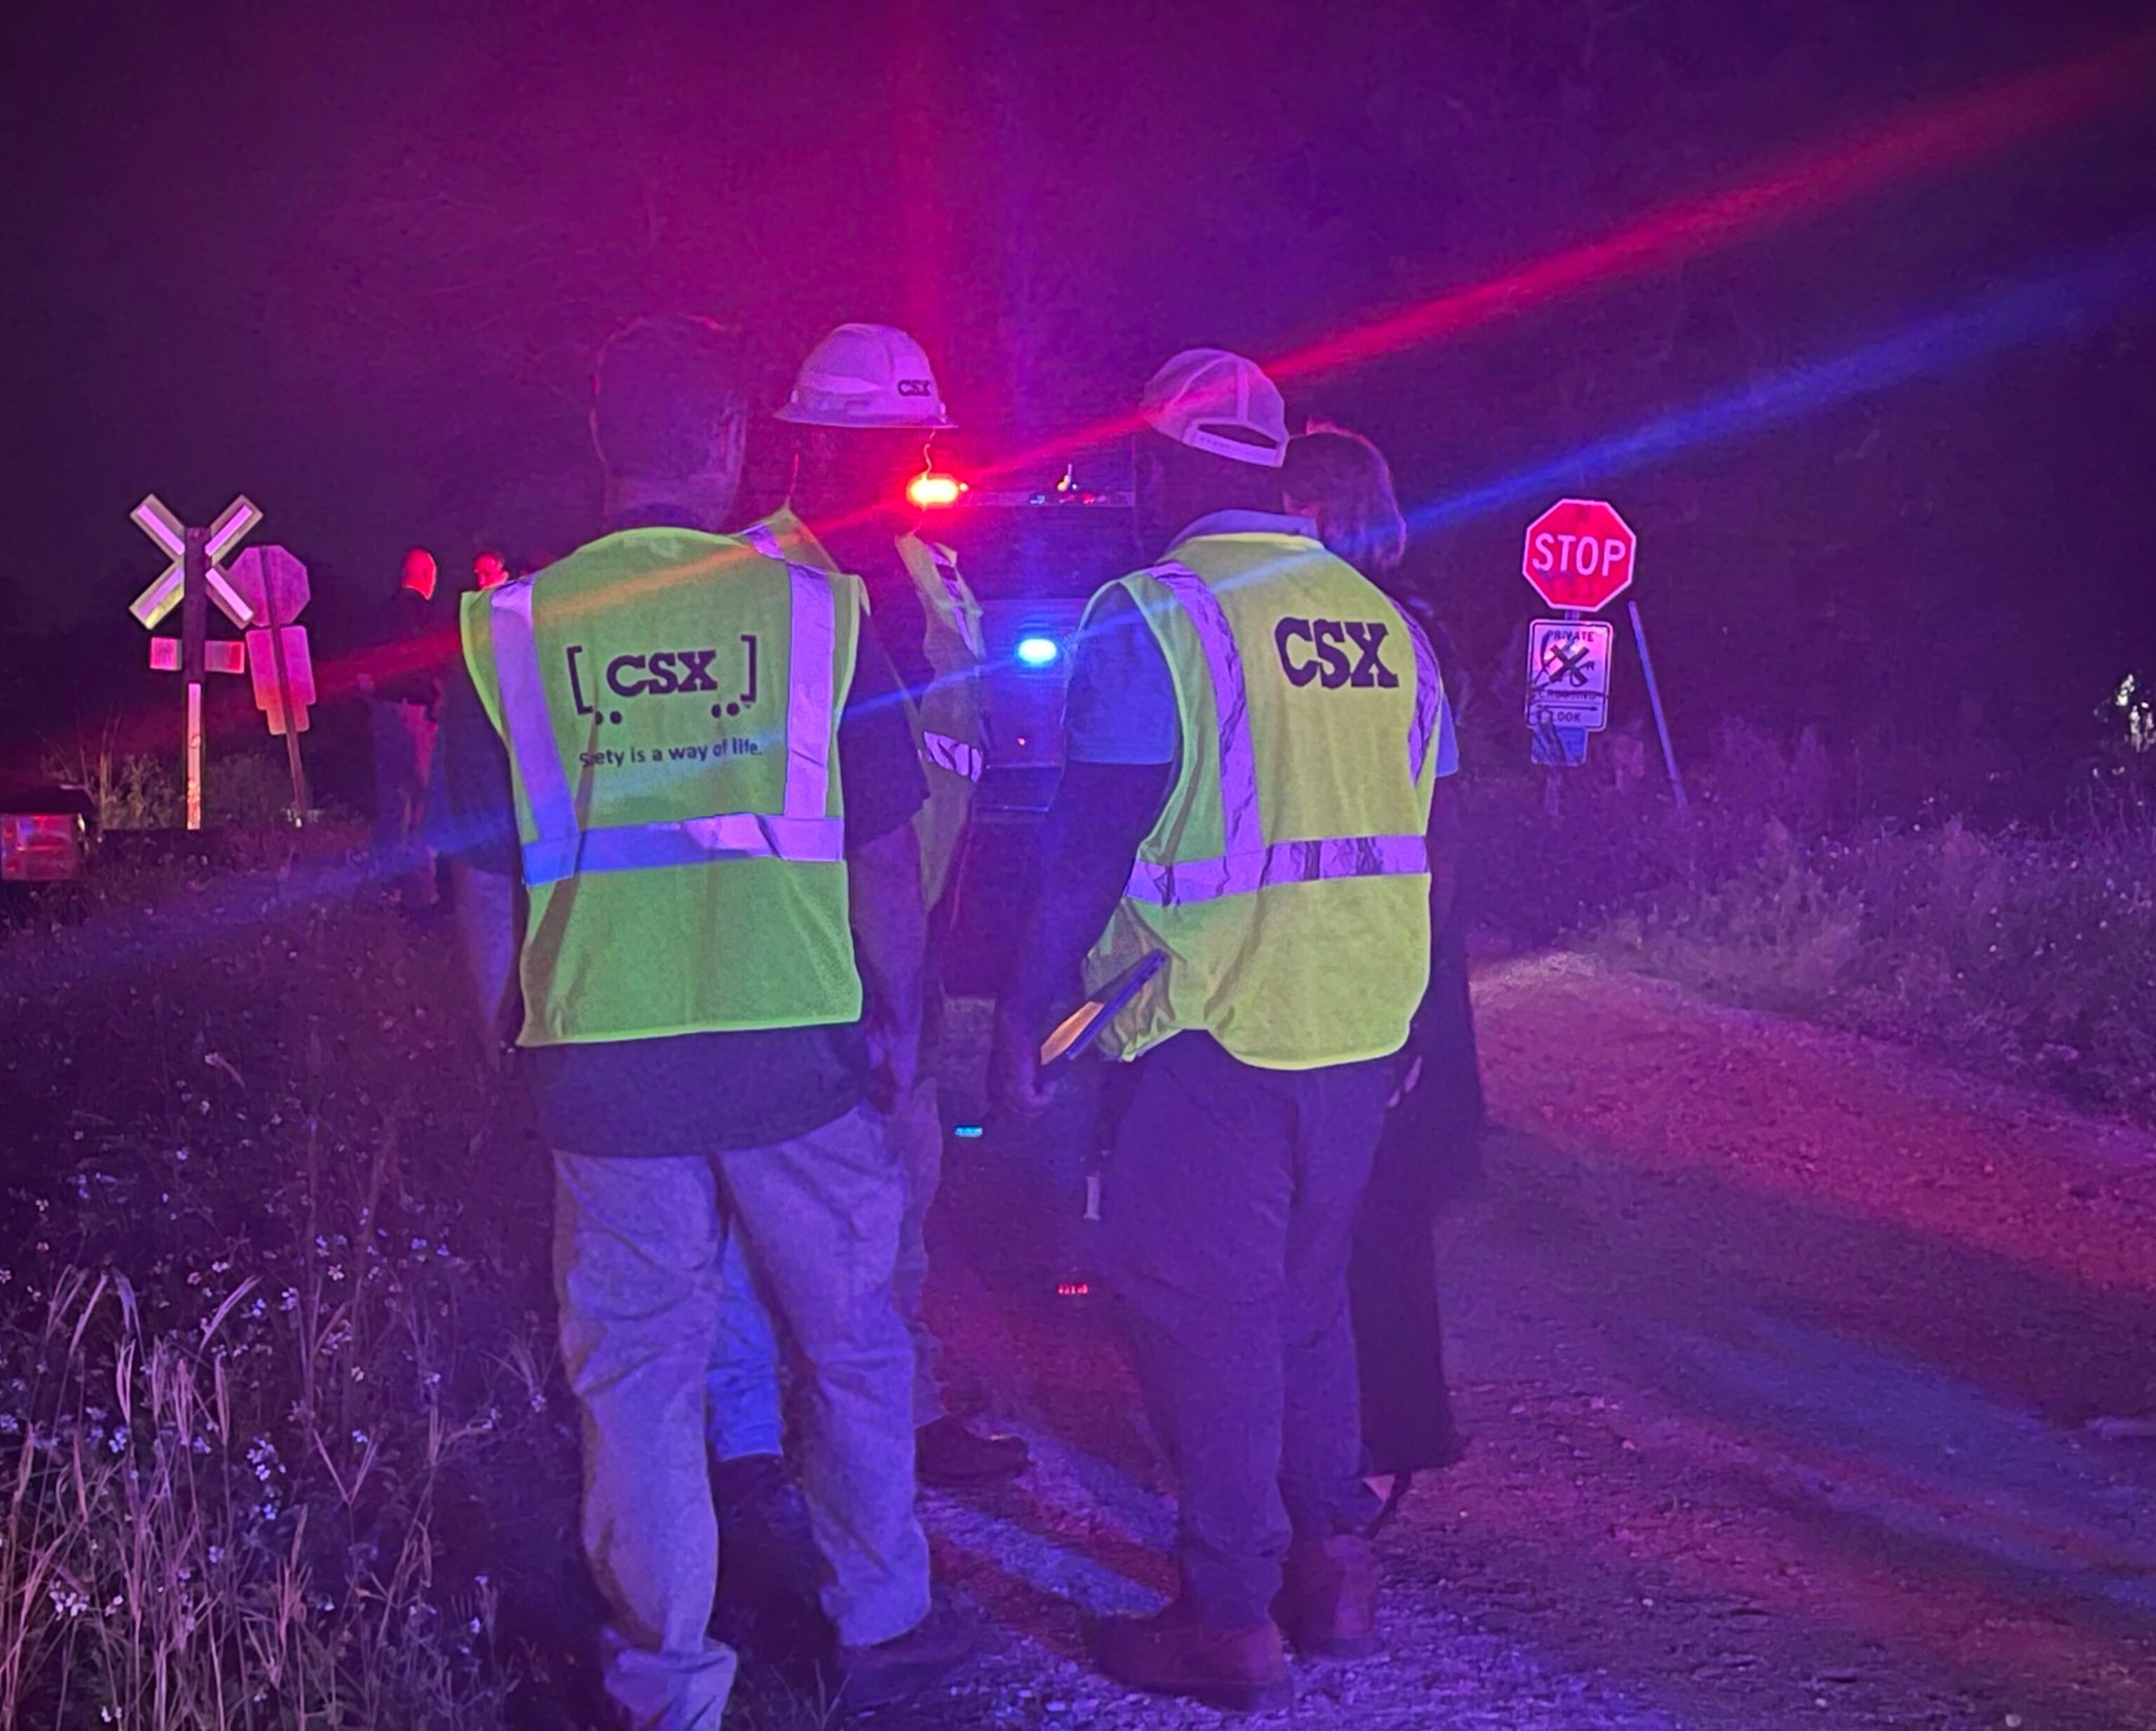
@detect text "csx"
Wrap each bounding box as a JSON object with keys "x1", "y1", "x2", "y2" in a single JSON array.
[{"x1": 1274, "y1": 618, "x2": 1397, "y2": 689}]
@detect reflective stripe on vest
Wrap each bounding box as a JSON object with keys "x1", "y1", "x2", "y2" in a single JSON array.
[
  {"x1": 920, "y1": 729, "x2": 984, "y2": 783},
  {"x1": 1124, "y1": 560, "x2": 1432, "y2": 909},
  {"x1": 489, "y1": 566, "x2": 841, "y2": 887},
  {"x1": 925, "y1": 547, "x2": 986, "y2": 658},
  {"x1": 739, "y1": 522, "x2": 785, "y2": 560}
]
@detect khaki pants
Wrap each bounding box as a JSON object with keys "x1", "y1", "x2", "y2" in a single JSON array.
[
  {"x1": 707, "y1": 1074, "x2": 947, "y2": 1457},
  {"x1": 553, "y1": 1107, "x2": 931, "y2": 1730}
]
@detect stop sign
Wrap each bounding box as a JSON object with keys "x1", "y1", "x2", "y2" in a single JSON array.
[{"x1": 1522, "y1": 498, "x2": 1637, "y2": 611}]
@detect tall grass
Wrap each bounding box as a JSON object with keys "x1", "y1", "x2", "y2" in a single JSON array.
[
  {"x1": 0, "y1": 1158, "x2": 523, "y2": 1730},
  {"x1": 41, "y1": 722, "x2": 301, "y2": 830},
  {"x1": 1473, "y1": 720, "x2": 2156, "y2": 1120}
]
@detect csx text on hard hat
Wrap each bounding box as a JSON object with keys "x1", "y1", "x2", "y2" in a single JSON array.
[{"x1": 776, "y1": 323, "x2": 955, "y2": 430}]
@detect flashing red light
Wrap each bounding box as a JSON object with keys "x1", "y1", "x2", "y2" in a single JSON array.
[{"x1": 907, "y1": 472, "x2": 966, "y2": 510}]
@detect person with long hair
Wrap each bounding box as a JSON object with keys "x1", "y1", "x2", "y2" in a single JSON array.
[{"x1": 1284, "y1": 425, "x2": 1482, "y2": 1518}]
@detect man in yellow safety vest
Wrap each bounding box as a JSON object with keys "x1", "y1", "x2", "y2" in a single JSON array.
[
  {"x1": 992, "y1": 350, "x2": 1446, "y2": 1711},
  {"x1": 426, "y1": 316, "x2": 969, "y2": 1723},
  {"x1": 710, "y1": 323, "x2": 1027, "y2": 1497}
]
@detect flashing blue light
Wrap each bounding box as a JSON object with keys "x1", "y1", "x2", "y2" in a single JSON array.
[
  {"x1": 1014, "y1": 635, "x2": 1061, "y2": 668},
  {"x1": 953, "y1": 1125, "x2": 985, "y2": 1139}
]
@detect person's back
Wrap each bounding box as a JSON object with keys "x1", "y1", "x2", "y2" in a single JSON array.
[
  {"x1": 710, "y1": 324, "x2": 1024, "y2": 1499},
  {"x1": 1083, "y1": 527, "x2": 1440, "y2": 1069},
  {"x1": 463, "y1": 524, "x2": 863, "y2": 1040},
  {"x1": 1284, "y1": 422, "x2": 1481, "y2": 1505},
  {"x1": 365, "y1": 555, "x2": 448, "y2": 907},
  {"x1": 994, "y1": 350, "x2": 1443, "y2": 1713},
  {"x1": 430, "y1": 315, "x2": 965, "y2": 1727}
]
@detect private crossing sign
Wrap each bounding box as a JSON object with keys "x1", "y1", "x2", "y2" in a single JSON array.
[{"x1": 1526, "y1": 618, "x2": 1616, "y2": 732}]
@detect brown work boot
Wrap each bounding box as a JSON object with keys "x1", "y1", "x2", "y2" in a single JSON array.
[
  {"x1": 1087, "y1": 1599, "x2": 1291, "y2": 1713},
  {"x1": 1271, "y1": 1534, "x2": 1379, "y2": 1659},
  {"x1": 828, "y1": 1598, "x2": 974, "y2": 1710},
  {"x1": 915, "y1": 1415, "x2": 1030, "y2": 1487}
]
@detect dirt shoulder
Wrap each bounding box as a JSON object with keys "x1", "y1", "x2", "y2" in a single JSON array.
[{"x1": 892, "y1": 960, "x2": 2156, "y2": 1730}]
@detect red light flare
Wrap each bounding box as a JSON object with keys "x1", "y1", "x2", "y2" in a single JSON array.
[
  {"x1": 943, "y1": 29, "x2": 2156, "y2": 496},
  {"x1": 907, "y1": 472, "x2": 966, "y2": 509},
  {"x1": 21, "y1": 39, "x2": 2144, "y2": 802},
  {"x1": 1267, "y1": 29, "x2": 2156, "y2": 388}
]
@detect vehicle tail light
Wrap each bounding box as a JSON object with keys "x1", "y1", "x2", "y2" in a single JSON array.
[{"x1": 1, "y1": 814, "x2": 86, "y2": 882}]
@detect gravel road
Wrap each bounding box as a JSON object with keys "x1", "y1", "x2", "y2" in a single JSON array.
[
  {"x1": 856, "y1": 957, "x2": 2156, "y2": 1731},
  {"x1": 11, "y1": 861, "x2": 2152, "y2": 1729}
]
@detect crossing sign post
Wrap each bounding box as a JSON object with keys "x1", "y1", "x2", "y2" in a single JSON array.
[
  {"x1": 1516, "y1": 495, "x2": 1687, "y2": 812},
  {"x1": 130, "y1": 495, "x2": 259, "y2": 830}
]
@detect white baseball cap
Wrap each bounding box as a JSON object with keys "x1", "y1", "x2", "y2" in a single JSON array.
[
  {"x1": 1139, "y1": 347, "x2": 1289, "y2": 468},
  {"x1": 776, "y1": 322, "x2": 954, "y2": 430}
]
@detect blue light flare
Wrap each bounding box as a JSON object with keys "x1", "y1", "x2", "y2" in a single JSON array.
[{"x1": 1406, "y1": 230, "x2": 2156, "y2": 541}]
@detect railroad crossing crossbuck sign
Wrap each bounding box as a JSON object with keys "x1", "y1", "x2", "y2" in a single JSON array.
[
  {"x1": 130, "y1": 494, "x2": 261, "y2": 830},
  {"x1": 130, "y1": 496, "x2": 258, "y2": 632},
  {"x1": 1526, "y1": 619, "x2": 1616, "y2": 732}
]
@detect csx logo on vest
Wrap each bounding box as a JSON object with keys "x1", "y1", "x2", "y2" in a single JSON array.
[
  {"x1": 565, "y1": 641, "x2": 758, "y2": 717},
  {"x1": 604, "y1": 649, "x2": 723, "y2": 698},
  {"x1": 1273, "y1": 618, "x2": 1399, "y2": 690}
]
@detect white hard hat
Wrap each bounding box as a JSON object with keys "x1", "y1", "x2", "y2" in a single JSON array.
[
  {"x1": 776, "y1": 322, "x2": 954, "y2": 430},
  {"x1": 1140, "y1": 347, "x2": 1289, "y2": 468}
]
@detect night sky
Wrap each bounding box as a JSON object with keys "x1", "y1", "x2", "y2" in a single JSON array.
[{"x1": 7, "y1": 0, "x2": 2155, "y2": 788}]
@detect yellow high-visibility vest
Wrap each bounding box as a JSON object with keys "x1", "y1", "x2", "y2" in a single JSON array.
[
  {"x1": 460, "y1": 526, "x2": 864, "y2": 1044},
  {"x1": 1082, "y1": 533, "x2": 1445, "y2": 1069},
  {"x1": 741, "y1": 506, "x2": 985, "y2": 907}
]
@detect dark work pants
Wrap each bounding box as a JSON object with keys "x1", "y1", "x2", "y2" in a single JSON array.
[
  {"x1": 1101, "y1": 1033, "x2": 1391, "y2": 1627},
  {"x1": 1350, "y1": 912, "x2": 1482, "y2": 1475}
]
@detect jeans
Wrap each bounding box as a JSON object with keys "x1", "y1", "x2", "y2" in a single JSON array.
[
  {"x1": 552, "y1": 1106, "x2": 930, "y2": 1730},
  {"x1": 1100, "y1": 1033, "x2": 1391, "y2": 1627},
  {"x1": 706, "y1": 1073, "x2": 947, "y2": 1459}
]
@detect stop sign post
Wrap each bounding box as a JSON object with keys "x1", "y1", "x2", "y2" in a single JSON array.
[
  {"x1": 228, "y1": 545, "x2": 315, "y2": 820},
  {"x1": 1517, "y1": 496, "x2": 1687, "y2": 811},
  {"x1": 1522, "y1": 498, "x2": 1637, "y2": 613}
]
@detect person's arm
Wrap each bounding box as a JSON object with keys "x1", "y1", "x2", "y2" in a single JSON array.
[
  {"x1": 422, "y1": 672, "x2": 526, "y2": 1054},
  {"x1": 1397, "y1": 686, "x2": 1463, "y2": 1103},
  {"x1": 989, "y1": 762, "x2": 1171, "y2": 1115},
  {"x1": 834, "y1": 619, "x2": 931, "y2": 1108},
  {"x1": 451, "y1": 862, "x2": 521, "y2": 1053},
  {"x1": 849, "y1": 819, "x2": 926, "y2": 1108},
  {"x1": 990, "y1": 585, "x2": 1177, "y2": 1116},
  {"x1": 1429, "y1": 772, "x2": 1460, "y2": 939}
]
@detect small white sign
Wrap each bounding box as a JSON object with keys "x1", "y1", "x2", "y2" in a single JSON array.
[{"x1": 1526, "y1": 618, "x2": 1616, "y2": 732}]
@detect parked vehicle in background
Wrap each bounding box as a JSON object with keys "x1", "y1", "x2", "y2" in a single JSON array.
[
  {"x1": 924, "y1": 453, "x2": 1139, "y2": 992},
  {"x1": 0, "y1": 783, "x2": 98, "y2": 885}
]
